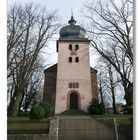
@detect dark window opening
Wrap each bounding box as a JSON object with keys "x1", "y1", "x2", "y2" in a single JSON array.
[
  {"x1": 73, "y1": 83, "x2": 76, "y2": 88},
  {"x1": 75, "y1": 44, "x2": 79, "y2": 50},
  {"x1": 76, "y1": 83, "x2": 79, "y2": 88},
  {"x1": 75, "y1": 57, "x2": 79, "y2": 62},
  {"x1": 69, "y1": 44, "x2": 72, "y2": 50},
  {"x1": 69, "y1": 57, "x2": 72, "y2": 62}
]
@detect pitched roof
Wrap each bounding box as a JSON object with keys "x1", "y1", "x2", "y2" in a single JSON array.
[
  {"x1": 90, "y1": 67, "x2": 98, "y2": 73},
  {"x1": 44, "y1": 64, "x2": 57, "y2": 73}
]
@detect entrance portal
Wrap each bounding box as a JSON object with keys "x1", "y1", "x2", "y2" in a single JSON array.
[{"x1": 70, "y1": 93, "x2": 78, "y2": 110}]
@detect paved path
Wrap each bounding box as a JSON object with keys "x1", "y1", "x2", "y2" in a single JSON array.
[{"x1": 57, "y1": 115, "x2": 115, "y2": 140}]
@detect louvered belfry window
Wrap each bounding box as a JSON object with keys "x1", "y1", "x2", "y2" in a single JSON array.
[{"x1": 68, "y1": 83, "x2": 79, "y2": 88}]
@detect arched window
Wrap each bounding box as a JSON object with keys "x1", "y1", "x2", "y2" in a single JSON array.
[
  {"x1": 69, "y1": 57, "x2": 72, "y2": 62},
  {"x1": 75, "y1": 57, "x2": 79, "y2": 62},
  {"x1": 69, "y1": 44, "x2": 72, "y2": 50},
  {"x1": 75, "y1": 44, "x2": 79, "y2": 50}
]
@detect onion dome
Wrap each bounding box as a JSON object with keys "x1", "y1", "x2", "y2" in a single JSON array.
[{"x1": 59, "y1": 15, "x2": 86, "y2": 38}]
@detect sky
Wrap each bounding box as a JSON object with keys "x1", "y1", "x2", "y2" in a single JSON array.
[{"x1": 8, "y1": 0, "x2": 92, "y2": 24}]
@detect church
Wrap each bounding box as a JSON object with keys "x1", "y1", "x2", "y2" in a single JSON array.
[{"x1": 43, "y1": 15, "x2": 98, "y2": 114}]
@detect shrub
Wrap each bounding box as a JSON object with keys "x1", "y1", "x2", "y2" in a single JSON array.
[
  {"x1": 99, "y1": 103, "x2": 106, "y2": 114},
  {"x1": 123, "y1": 106, "x2": 133, "y2": 114},
  {"x1": 88, "y1": 99, "x2": 105, "y2": 115},
  {"x1": 29, "y1": 105, "x2": 45, "y2": 119},
  {"x1": 39, "y1": 102, "x2": 52, "y2": 118},
  {"x1": 18, "y1": 111, "x2": 29, "y2": 117}
]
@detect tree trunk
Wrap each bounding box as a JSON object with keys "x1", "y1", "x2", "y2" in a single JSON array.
[
  {"x1": 108, "y1": 65, "x2": 117, "y2": 114},
  {"x1": 7, "y1": 86, "x2": 18, "y2": 117},
  {"x1": 11, "y1": 92, "x2": 23, "y2": 117},
  {"x1": 8, "y1": 86, "x2": 24, "y2": 117},
  {"x1": 112, "y1": 89, "x2": 117, "y2": 114},
  {"x1": 7, "y1": 98, "x2": 16, "y2": 117},
  {"x1": 124, "y1": 82, "x2": 133, "y2": 106},
  {"x1": 18, "y1": 91, "x2": 26, "y2": 112},
  {"x1": 99, "y1": 84, "x2": 104, "y2": 106}
]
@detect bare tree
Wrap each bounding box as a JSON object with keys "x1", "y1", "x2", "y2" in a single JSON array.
[
  {"x1": 18, "y1": 58, "x2": 44, "y2": 112},
  {"x1": 22, "y1": 69, "x2": 44, "y2": 112},
  {"x1": 83, "y1": 0, "x2": 133, "y2": 106},
  {"x1": 7, "y1": 3, "x2": 60, "y2": 117},
  {"x1": 97, "y1": 59, "x2": 122, "y2": 113},
  {"x1": 108, "y1": 64, "x2": 117, "y2": 114}
]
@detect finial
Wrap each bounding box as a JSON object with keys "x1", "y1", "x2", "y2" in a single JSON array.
[{"x1": 68, "y1": 9, "x2": 76, "y2": 25}]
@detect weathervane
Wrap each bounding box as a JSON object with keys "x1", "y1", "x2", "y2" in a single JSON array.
[{"x1": 71, "y1": 8, "x2": 73, "y2": 16}]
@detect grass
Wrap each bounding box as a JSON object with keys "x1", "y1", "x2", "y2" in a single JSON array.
[
  {"x1": 8, "y1": 117, "x2": 49, "y2": 122},
  {"x1": 90, "y1": 114, "x2": 132, "y2": 119},
  {"x1": 90, "y1": 114, "x2": 132, "y2": 125}
]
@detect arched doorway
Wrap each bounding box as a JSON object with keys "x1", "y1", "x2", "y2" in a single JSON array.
[{"x1": 70, "y1": 92, "x2": 78, "y2": 110}]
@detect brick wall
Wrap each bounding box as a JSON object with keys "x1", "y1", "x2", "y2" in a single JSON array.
[
  {"x1": 90, "y1": 68, "x2": 98, "y2": 100},
  {"x1": 43, "y1": 64, "x2": 57, "y2": 114}
]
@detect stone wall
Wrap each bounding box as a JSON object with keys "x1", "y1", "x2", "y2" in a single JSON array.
[
  {"x1": 49, "y1": 117, "x2": 59, "y2": 140},
  {"x1": 8, "y1": 134, "x2": 49, "y2": 140}
]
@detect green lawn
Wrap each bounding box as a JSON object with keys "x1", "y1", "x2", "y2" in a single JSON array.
[
  {"x1": 8, "y1": 117, "x2": 49, "y2": 122},
  {"x1": 90, "y1": 114, "x2": 132, "y2": 119},
  {"x1": 90, "y1": 114, "x2": 132, "y2": 125}
]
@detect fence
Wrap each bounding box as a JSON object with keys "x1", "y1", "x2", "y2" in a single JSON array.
[{"x1": 8, "y1": 119, "x2": 49, "y2": 134}]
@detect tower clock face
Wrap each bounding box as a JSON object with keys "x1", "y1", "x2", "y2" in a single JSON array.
[{"x1": 70, "y1": 50, "x2": 77, "y2": 55}]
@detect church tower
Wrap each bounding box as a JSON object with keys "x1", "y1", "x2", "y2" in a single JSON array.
[
  {"x1": 43, "y1": 15, "x2": 98, "y2": 114},
  {"x1": 55, "y1": 15, "x2": 95, "y2": 114}
]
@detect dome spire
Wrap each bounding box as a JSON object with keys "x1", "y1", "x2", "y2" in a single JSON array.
[
  {"x1": 59, "y1": 12, "x2": 86, "y2": 38},
  {"x1": 68, "y1": 11, "x2": 76, "y2": 25}
]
